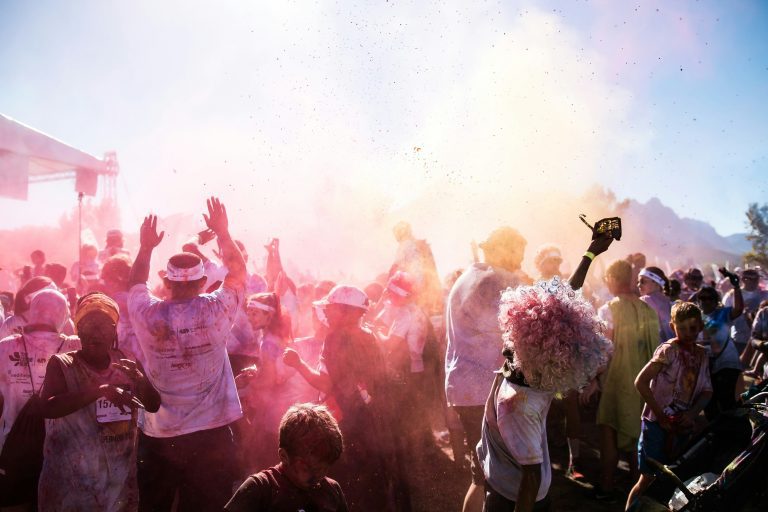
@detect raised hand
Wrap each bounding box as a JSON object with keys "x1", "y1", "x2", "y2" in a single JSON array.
[
  {"x1": 719, "y1": 267, "x2": 740, "y2": 287},
  {"x1": 203, "y1": 197, "x2": 229, "y2": 236},
  {"x1": 140, "y1": 215, "x2": 165, "y2": 249},
  {"x1": 586, "y1": 231, "x2": 614, "y2": 258}
]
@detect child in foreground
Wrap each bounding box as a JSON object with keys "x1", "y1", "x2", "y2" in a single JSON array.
[
  {"x1": 626, "y1": 302, "x2": 713, "y2": 510},
  {"x1": 224, "y1": 403, "x2": 348, "y2": 512}
]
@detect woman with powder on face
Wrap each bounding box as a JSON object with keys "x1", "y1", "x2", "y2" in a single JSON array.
[{"x1": 37, "y1": 292, "x2": 159, "y2": 511}]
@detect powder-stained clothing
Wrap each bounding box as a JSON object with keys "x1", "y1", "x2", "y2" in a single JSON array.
[
  {"x1": 224, "y1": 465, "x2": 348, "y2": 512},
  {"x1": 724, "y1": 288, "x2": 768, "y2": 348},
  {"x1": 477, "y1": 373, "x2": 553, "y2": 503},
  {"x1": 0, "y1": 314, "x2": 76, "y2": 341},
  {"x1": 445, "y1": 263, "x2": 525, "y2": 407},
  {"x1": 320, "y1": 326, "x2": 385, "y2": 416},
  {"x1": 387, "y1": 302, "x2": 429, "y2": 373},
  {"x1": 641, "y1": 342, "x2": 712, "y2": 422},
  {"x1": 247, "y1": 331, "x2": 293, "y2": 435},
  {"x1": 285, "y1": 335, "x2": 324, "y2": 403},
  {"x1": 127, "y1": 283, "x2": 243, "y2": 437},
  {"x1": 0, "y1": 331, "x2": 79, "y2": 452},
  {"x1": 38, "y1": 350, "x2": 138, "y2": 512},
  {"x1": 640, "y1": 292, "x2": 674, "y2": 343},
  {"x1": 597, "y1": 296, "x2": 659, "y2": 450},
  {"x1": 112, "y1": 290, "x2": 144, "y2": 366},
  {"x1": 698, "y1": 306, "x2": 741, "y2": 374}
]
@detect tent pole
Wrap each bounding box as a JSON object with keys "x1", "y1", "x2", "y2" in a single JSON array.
[{"x1": 77, "y1": 192, "x2": 83, "y2": 288}]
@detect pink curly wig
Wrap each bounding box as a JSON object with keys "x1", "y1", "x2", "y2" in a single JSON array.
[{"x1": 498, "y1": 277, "x2": 612, "y2": 393}]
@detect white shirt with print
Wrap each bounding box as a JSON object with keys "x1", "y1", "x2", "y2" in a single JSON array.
[
  {"x1": 128, "y1": 283, "x2": 244, "y2": 438},
  {"x1": 0, "y1": 331, "x2": 79, "y2": 452}
]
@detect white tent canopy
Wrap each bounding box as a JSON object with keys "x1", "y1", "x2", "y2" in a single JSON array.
[{"x1": 0, "y1": 113, "x2": 115, "y2": 199}]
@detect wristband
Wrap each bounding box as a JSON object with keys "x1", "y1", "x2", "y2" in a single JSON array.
[{"x1": 584, "y1": 251, "x2": 596, "y2": 261}]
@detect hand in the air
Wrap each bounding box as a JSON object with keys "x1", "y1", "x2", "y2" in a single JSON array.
[
  {"x1": 203, "y1": 197, "x2": 229, "y2": 236},
  {"x1": 140, "y1": 215, "x2": 165, "y2": 249}
]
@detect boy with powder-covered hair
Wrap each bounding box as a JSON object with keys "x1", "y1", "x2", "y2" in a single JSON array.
[{"x1": 224, "y1": 403, "x2": 348, "y2": 512}]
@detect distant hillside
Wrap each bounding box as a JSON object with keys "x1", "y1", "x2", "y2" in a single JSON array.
[{"x1": 614, "y1": 196, "x2": 748, "y2": 272}]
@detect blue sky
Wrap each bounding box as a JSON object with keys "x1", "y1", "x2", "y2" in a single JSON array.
[{"x1": 1, "y1": 0, "x2": 766, "y2": 258}]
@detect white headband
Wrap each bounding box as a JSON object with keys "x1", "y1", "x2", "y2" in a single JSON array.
[
  {"x1": 247, "y1": 299, "x2": 275, "y2": 313},
  {"x1": 639, "y1": 269, "x2": 666, "y2": 289},
  {"x1": 166, "y1": 261, "x2": 205, "y2": 282},
  {"x1": 542, "y1": 250, "x2": 562, "y2": 261}
]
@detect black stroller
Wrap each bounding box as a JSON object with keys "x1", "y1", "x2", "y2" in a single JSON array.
[{"x1": 631, "y1": 390, "x2": 768, "y2": 511}]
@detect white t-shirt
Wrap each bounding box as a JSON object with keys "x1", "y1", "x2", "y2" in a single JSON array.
[
  {"x1": 128, "y1": 283, "x2": 244, "y2": 438},
  {"x1": 388, "y1": 302, "x2": 429, "y2": 373},
  {"x1": 0, "y1": 331, "x2": 79, "y2": 452},
  {"x1": 597, "y1": 303, "x2": 613, "y2": 330},
  {"x1": 477, "y1": 376, "x2": 553, "y2": 502},
  {"x1": 445, "y1": 264, "x2": 524, "y2": 406}
]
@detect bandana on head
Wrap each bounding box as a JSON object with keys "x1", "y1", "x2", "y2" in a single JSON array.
[
  {"x1": 75, "y1": 293, "x2": 119, "y2": 328},
  {"x1": 639, "y1": 268, "x2": 666, "y2": 289},
  {"x1": 166, "y1": 261, "x2": 205, "y2": 282}
]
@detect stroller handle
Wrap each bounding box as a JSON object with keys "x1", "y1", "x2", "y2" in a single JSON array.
[{"x1": 744, "y1": 391, "x2": 768, "y2": 405}]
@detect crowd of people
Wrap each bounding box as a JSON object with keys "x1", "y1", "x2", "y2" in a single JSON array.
[{"x1": 0, "y1": 197, "x2": 767, "y2": 511}]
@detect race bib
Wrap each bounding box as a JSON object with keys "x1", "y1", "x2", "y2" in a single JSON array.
[{"x1": 95, "y1": 397, "x2": 132, "y2": 423}]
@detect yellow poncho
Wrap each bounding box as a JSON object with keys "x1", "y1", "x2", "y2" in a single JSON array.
[{"x1": 597, "y1": 296, "x2": 659, "y2": 450}]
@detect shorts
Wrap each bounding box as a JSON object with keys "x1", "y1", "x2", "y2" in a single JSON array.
[
  {"x1": 637, "y1": 419, "x2": 688, "y2": 476},
  {"x1": 484, "y1": 482, "x2": 551, "y2": 511}
]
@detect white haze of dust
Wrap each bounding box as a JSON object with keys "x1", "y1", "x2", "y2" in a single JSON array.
[{"x1": 6, "y1": 3, "x2": 649, "y2": 283}]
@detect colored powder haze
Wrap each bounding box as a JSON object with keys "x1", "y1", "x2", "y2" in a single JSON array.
[{"x1": 1, "y1": 1, "x2": 767, "y2": 282}]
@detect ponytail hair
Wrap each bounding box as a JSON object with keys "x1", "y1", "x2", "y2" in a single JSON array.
[{"x1": 643, "y1": 266, "x2": 670, "y2": 297}]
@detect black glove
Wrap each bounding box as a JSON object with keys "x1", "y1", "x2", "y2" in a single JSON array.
[{"x1": 719, "y1": 268, "x2": 740, "y2": 287}]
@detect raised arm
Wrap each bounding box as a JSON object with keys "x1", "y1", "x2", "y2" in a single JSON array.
[
  {"x1": 128, "y1": 215, "x2": 165, "y2": 287},
  {"x1": 569, "y1": 232, "x2": 614, "y2": 291},
  {"x1": 204, "y1": 197, "x2": 246, "y2": 290},
  {"x1": 718, "y1": 268, "x2": 743, "y2": 320},
  {"x1": 283, "y1": 348, "x2": 332, "y2": 393}
]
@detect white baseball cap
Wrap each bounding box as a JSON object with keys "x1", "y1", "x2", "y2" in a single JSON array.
[{"x1": 313, "y1": 285, "x2": 369, "y2": 310}]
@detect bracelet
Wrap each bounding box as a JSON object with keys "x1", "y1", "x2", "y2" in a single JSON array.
[{"x1": 584, "y1": 251, "x2": 596, "y2": 261}]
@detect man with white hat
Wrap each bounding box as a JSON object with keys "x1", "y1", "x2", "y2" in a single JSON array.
[
  {"x1": 127, "y1": 197, "x2": 247, "y2": 512},
  {"x1": 284, "y1": 284, "x2": 409, "y2": 511}
]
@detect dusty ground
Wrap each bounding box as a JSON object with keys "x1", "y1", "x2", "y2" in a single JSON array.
[
  {"x1": 405, "y1": 400, "x2": 630, "y2": 512},
  {"x1": 405, "y1": 397, "x2": 768, "y2": 512}
]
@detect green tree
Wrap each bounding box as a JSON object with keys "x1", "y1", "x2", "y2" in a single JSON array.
[{"x1": 745, "y1": 203, "x2": 768, "y2": 268}]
